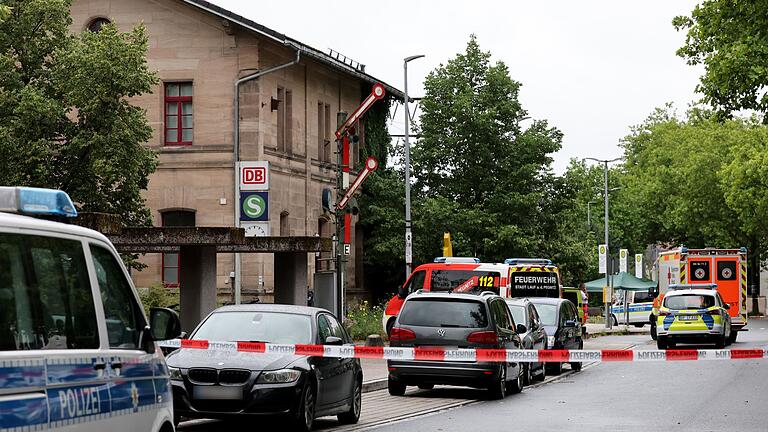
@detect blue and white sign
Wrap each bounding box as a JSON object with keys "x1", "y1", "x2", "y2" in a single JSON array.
[{"x1": 240, "y1": 192, "x2": 269, "y2": 222}]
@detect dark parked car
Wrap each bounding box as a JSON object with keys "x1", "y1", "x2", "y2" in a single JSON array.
[
  {"x1": 528, "y1": 297, "x2": 584, "y2": 375},
  {"x1": 504, "y1": 298, "x2": 547, "y2": 384},
  {"x1": 388, "y1": 291, "x2": 524, "y2": 399},
  {"x1": 166, "y1": 304, "x2": 362, "y2": 431}
]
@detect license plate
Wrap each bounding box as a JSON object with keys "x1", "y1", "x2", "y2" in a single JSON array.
[
  {"x1": 193, "y1": 386, "x2": 242, "y2": 400},
  {"x1": 678, "y1": 315, "x2": 699, "y2": 321}
]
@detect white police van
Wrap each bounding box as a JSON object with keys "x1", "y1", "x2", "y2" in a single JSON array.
[{"x1": 0, "y1": 187, "x2": 181, "y2": 431}]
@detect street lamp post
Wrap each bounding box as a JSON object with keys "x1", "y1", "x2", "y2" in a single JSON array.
[
  {"x1": 585, "y1": 157, "x2": 622, "y2": 329},
  {"x1": 403, "y1": 54, "x2": 424, "y2": 277}
]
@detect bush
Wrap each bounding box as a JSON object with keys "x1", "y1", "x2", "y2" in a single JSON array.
[
  {"x1": 344, "y1": 301, "x2": 386, "y2": 341},
  {"x1": 138, "y1": 284, "x2": 179, "y2": 313}
]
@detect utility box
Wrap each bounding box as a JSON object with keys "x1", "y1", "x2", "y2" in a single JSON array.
[{"x1": 314, "y1": 271, "x2": 338, "y2": 316}]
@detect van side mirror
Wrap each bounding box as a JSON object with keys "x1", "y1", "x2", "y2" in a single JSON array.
[
  {"x1": 149, "y1": 307, "x2": 182, "y2": 341},
  {"x1": 564, "y1": 320, "x2": 577, "y2": 328},
  {"x1": 397, "y1": 284, "x2": 408, "y2": 299},
  {"x1": 724, "y1": 303, "x2": 731, "y2": 310},
  {"x1": 516, "y1": 324, "x2": 527, "y2": 334}
]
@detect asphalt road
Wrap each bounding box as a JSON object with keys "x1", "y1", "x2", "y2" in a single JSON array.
[
  {"x1": 376, "y1": 318, "x2": 768, "y2": 432},
  {"x1": 178, "y1": 320, "x2": 767, "y2": 432}
]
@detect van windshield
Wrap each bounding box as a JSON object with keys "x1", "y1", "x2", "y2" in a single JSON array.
[
  {"x1": 430, "y1": 270, "x2": 501, "y2": 292},
  {"x1": 398, "y1": 299, "x2": 488, "y2": 328}
]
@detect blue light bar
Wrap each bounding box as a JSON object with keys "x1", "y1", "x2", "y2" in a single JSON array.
[
  {"x1": 504, "y1": 258, "x2": 553, "y2": 266},
  {"x1": 433, "y1": 257, "x2": 480, "y2": 264},
  {"x1": 0, "y1": 187, "x2": 78, "y2": 218}
]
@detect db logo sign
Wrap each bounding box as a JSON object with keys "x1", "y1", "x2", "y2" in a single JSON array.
[
  {"x1": 243, "y1": 167, "x2": 266, "y2": 185},
  {"x1": 239, "y1": 162, "x2": 269, "y2": 190}
]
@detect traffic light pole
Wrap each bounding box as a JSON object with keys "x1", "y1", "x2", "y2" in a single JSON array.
[{"x1": 335, "y1": 111, "x2": 348, "y2": 321}]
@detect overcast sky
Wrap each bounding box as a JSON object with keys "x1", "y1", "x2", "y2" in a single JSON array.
[{"x1": 212, "y1": 0, "x2": 703, "y2": 173}]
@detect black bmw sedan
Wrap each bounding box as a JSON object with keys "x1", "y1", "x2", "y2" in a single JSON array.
[{"x1": 166, "y1": 304, "x2": 362, "y2": 431}]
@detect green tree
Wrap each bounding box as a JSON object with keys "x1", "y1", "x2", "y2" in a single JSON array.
[
  {"x1": 413, "y1": 35, "x2": 563, "y2": 262},
  {"x1": 674, "y1": 1, "x2": 768, "y2": 119},
  {"x1": 617, "y1": 108, "x2": 768, "y2": 291},
  {"x1": 0, "y1": 0, "x2": 158, "y2": 226}
]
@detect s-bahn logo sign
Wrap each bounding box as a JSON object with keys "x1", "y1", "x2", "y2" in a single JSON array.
[{"x1": 240, "y1": 192, "x2": 268, "y2": 221}]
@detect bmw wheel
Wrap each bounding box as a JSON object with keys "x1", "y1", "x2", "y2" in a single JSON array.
[
  {"x1": 338, "y1": 377, "x2": 361, "y2": 424},
  {"x1": 650, "y1": 320, "x2": 658, "y2": 340},
  {"x1": 294, "y1": 383, "x2": 316, "y2": 431}
]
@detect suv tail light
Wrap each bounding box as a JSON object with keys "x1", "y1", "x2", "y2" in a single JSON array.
[
  {"x1": 390, "y1": 327, "x2": 416, "y2": 342},
  {"x1": 467, "y1": 331, "x2": 498, "y2": 345},
  {"x1": 706, "y1": 309, "x2": 722, "y2": 317}
]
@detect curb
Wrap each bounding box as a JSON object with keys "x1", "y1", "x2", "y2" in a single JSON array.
[
  {"x1": 362, "y1": 379, "x2": 388, "y2": 393},
  {"x1": 585, "y1": 330, "x2": 650, "y2": 339}
]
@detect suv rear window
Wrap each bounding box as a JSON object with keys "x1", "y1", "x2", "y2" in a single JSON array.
[
  {"x1": 664, "y1": 294, "x2": 716, "y2": 310},
  {"x1": 398, "y1": 299, "x2": 488, "y2": 328}
]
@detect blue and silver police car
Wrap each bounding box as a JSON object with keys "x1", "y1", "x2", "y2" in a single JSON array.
[{"x1": 0, "y1": 187, "x2": 181, "y2": 431}]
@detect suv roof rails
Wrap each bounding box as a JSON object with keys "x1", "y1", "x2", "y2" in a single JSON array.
[
  {"x1": 433, "y1": 256, "x2": 481, "y2": 264},
  {"x1": 504, "y1": 258, "x2": 553, "y2": 266},
  {"x1": 479, "y1": 291, "x2": 497, "y2": 297},
  {"x1": 668, "y1": 284, "x2": 717, "y2": 291}
]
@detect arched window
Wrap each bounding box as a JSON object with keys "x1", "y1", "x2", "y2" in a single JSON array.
[{"x1": 87, "y1": 17, "x2": 111, "y2": 33}]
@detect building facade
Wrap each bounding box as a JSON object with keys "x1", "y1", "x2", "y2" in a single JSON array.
[{"x1": 70, "y1": 0, "x2": 401, "y2": 303}]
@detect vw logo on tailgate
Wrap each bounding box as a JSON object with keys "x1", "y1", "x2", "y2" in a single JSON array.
[{"x1": 437, "y1": 328, "x2": 446, "y2": 337}]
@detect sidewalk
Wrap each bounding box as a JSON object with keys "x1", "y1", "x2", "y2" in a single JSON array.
[{"x1": 585, "y1": 322, "x2": 650, "y2": 338}]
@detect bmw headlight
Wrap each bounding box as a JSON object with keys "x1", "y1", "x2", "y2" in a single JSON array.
[
  {"x1": 169, "y1": 367, "x2": 183, "y2": 381},
  {"x1": 547, "y1": 336, "x2": 555, "y2": 349},
  {"x1": 257, "y1": 369, "x2": 301, "y2": 384}
]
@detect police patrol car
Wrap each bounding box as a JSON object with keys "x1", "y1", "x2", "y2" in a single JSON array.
[
  {"x1": 0, "y1": 187, "x2": 181, "y2": 431},
  {"x1": 656, "y1": 284, "x2": 732, "y2": 350}
]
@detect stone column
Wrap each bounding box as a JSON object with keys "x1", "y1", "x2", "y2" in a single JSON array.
[
  {"x1": 179, "y1": 246, "x2": 218, "y2": 332},
  {"x1": 274, "y1": 252, "x2": 308, "y2": 306}
]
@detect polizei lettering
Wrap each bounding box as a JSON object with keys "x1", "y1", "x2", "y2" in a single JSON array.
[
  {"x1": 58, "y1": 387, "x2": 101, "y2": 419},
  {"x1": 637, "y1": 351, "x2": 666, "y2": 361}
]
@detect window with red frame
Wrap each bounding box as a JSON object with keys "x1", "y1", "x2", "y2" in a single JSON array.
[
  {"x1": 161, "y1": 210, "x2": 195, "y2": 287},
  {"x1": 165, "y1": 82, "x2": 193, "y2": 145}
]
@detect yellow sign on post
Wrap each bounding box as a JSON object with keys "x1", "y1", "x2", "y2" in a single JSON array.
[
  {"x1": 602, "y1": 285, "x2": 612, "y2": 303},
  {"x1": 443, "y1": 232, "x2": 453, "y2": 257}
]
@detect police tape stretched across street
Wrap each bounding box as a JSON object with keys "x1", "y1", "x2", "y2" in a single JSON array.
[{"x1": 158, "y1": 339, "x2": 768, "y2": 363}]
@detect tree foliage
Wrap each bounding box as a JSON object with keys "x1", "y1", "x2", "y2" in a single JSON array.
[
  {"x1": 361, "y1": 36, "x2": 599, "y2": 299},
  {"x1": 674, "y1": 0, "x2": 768, "y2": 118},
  {"x1": 0, "y1": 0, "x2": 158, "y2": 226}
]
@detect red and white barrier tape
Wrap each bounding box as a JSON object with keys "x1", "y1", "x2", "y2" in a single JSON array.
[{"x1": 158, "y1": 339, "x2": 768, "y2": 363}]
